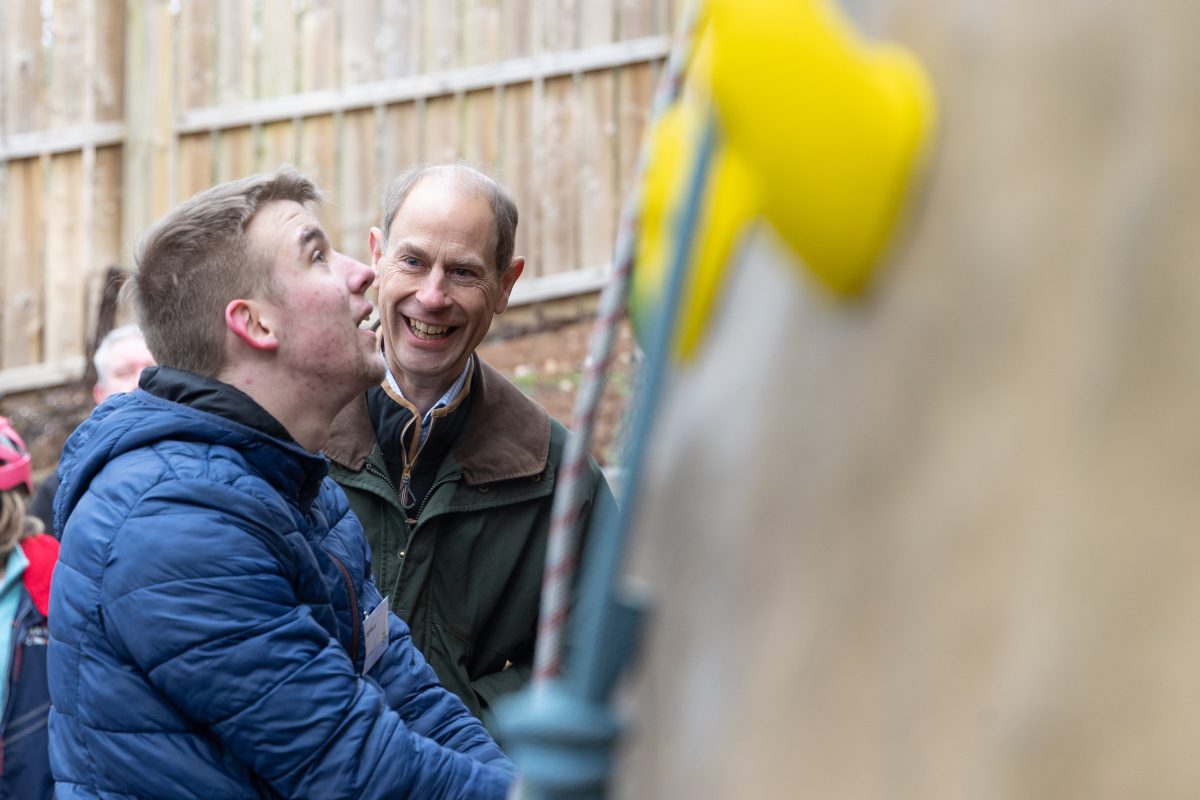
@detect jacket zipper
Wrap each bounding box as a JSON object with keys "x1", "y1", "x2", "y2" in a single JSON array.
[
  {"x1": 326, "y1": 553, "x2": 360, "y2": 668},
  {"x1": 364, "y1": 462, "x2": 460, "y2": 594}
]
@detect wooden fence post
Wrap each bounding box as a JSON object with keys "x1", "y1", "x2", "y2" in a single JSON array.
[{"x1": 122, "y1": 0, "x2": 176, "y2": 261}]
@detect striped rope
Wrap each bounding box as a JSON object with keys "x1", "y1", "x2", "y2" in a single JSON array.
[{"x1": 531, "y1": 1, "x2": 705, "y2": 687}]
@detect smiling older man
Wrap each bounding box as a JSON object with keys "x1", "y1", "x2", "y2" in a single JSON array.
[{"x1": 326, "y1": 164, "x2": 616, "y2": 733}]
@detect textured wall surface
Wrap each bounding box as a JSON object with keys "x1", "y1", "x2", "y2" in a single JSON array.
[{"x1": 616, "y1": 2, "x2": 1200, "y2": 797}]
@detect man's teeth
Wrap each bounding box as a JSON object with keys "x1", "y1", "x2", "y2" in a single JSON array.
[{"x1": 408, "y1": 318, "x2": 451, "y2": 339}]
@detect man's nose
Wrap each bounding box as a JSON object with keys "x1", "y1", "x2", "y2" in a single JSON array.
[
  {"x1": 338, "y1": 253, "x2": 376, "y2": 294},
  {"x1": 415, "y1": 268, "x2": 451, "y2": 309}
]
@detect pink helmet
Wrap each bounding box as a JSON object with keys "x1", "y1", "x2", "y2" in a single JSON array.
[{"x1": 0, "y1": 416, "x2": 33, "y2": 494}]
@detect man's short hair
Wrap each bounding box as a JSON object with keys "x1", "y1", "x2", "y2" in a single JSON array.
[
  {"x1": 378, "y1": 163, "x2": 518, "y2": 274},
  {"x1": 92, "y1": 323, "x2": 145, "y2": 386},
  {"x1": 131, "y1": 166, "x2": 322, "y2": 377}
]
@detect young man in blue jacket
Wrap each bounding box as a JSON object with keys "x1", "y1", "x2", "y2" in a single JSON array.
[{"x1": 47, "y1": 167, "x2": 515, "y2": 799}]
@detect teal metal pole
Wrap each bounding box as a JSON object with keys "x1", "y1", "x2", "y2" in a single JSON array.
[{"x1": 495, "y1": 113, "x2": 720, "y2": 800}]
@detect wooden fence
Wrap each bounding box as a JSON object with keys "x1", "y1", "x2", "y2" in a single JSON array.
[{"x1": 0, "y1": 0, "x2": 672, "y2": 393}]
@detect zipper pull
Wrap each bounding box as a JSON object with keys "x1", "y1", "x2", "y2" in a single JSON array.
[{"x1": 399, "y1": 467, "x2": 417, "y2": 510}]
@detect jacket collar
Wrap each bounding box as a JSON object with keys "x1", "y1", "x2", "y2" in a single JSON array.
[
  {"x1": 138, "y1": 366, "x2": 326, "y2": 509},
  {"x1": 326, "y1": 356, "x2": 551, "y2": 486},
  {"x1": 141, "y1": 366, "x2": 296, "y2": 444}
]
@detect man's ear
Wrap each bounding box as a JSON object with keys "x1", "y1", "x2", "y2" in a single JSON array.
[
  {"x1": 369, "y1": 227, "x2": 385, "y2": 269},
  {"x1": 225, "y1": 298, "x2": 279, "y2": 351},
  {"x1": 494, "y1": 257, "x2": 525, "y2": 315}
]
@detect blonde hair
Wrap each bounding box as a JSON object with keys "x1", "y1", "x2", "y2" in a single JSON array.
[{"x1": 0, "y1": 490, "x2": 43, "y2": 559}]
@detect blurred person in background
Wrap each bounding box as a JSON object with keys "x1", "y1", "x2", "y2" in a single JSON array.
[
  {"x1": 0, "y1": 416, "x2": 59, "y2": 799},
  {"x1": 28, "y1": 324, "x2": 155, "y2": 533}
]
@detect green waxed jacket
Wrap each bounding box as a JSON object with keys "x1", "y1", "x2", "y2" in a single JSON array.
[{"x1": 325, "y1": 359, "x2": 614, "y2": 727}]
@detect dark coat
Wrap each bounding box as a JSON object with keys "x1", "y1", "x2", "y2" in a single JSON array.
[{"x1": 326, "y1": 359, "x2": 615, "y2": 728}]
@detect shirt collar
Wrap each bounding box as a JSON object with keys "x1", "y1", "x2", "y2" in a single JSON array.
[{"x1": 384, "y1": 357, "x2": 473, "y2": 447}]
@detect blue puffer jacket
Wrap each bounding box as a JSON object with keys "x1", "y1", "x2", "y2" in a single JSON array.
[{"x1": 48, "y1": 368, "x2": 515, "y2": 799}]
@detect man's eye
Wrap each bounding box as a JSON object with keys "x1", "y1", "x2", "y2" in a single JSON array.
[
  {"x1": 313, "y1": 249, "x2": 326, "y2": 263},
  {"x1": 400, "y1": 256, "x2": 422, "y2": 268}
]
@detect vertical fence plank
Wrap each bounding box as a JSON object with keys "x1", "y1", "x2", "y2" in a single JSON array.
[
  {"x1": 582, "y1": 0, "x2": 615, "y2": 47},
  {"x1": 122, "y1": 0, "x2": 176, "y2": 282},
  {"x1": 95, "y1": 1, "x2": 126, "y2": 123},
  {"x1": 216, "y1": 127, "x2": 255, "y2": 183},
  {"x1": 50, "y1": 0, "x2": 85, "y2": 128},
  {"x1": 259, "y1": 0, "x2": 298, "y2": 98},
  {"x1": 298, "y1": 114, "x2": 337, "y2": 209},
  {"x1": 339, "y1": 108, "x2": 378, "y2": 262},
  {"x1": 299, "y1": 0, "x2": 338, "y2": 230},
  {"x1": 617, "y1": 0, "x2": 655, "y2": 39},
  {"x1": 44, "y1": 1, "x2": 87, "y2": 364},
  {"x1": 0, "y1": 8, "x2": 9, "y2": 364},
  {"x1": 177, "y1": 2, "x2": 216, "y2": 199},
  {"x1": 0, "y1": 0, "x2": 5, "y2": 359},
  {"x1": 298, "y1": 115, "x2": 336, "y2": 215},
  {"x1": 44, "y1": 153, "x2": 85, "y2": 363},
  {"x1": 536, "y1": 75, "x2": 579, "y2": 279},
  {"x1": 178, "y1": 133, "x2": 216, "y2": 199},
  {"x1": 179, "y1": 1, "x2": 216, "y2": 111},
  {"x1": 499, "y1": 83, "x2": 535, "y2": 265},
  {"x1": 423, "y1": 0, "x2": 461, "y2": 72},
  {"x1": 217, "y1": 0, "x2": 255, "y2": 103},
  {"x1": 423, "y1": 94, "x2": 461, "y2": 164},
  {"x1": 4, "y1": 1, "x2": 45, "y2": 134},
  {"x1": 381, "y1": 101, "x2": 422, "y2": 187},
  {"x1": 578, "y1": 70, "x2": 617, "y2": 271},
  {"x1": 256, "y1": 1, "x2": 298, "y2": 177},
  {"x1": 500, "y1": 0, "x2": 534, "y2": 60},
  {"x1": 260, "y1": 121, "x2": 297, "y2": 172},
  {"x1": 543, "y1": 0, "x2": 578, "y2": 53},
  {"x1": 463, "y1": 89, "x2": 498, "y2": 170},
  {"x1": 381, "y1": 0, "x2": 422, "y2": 79},
  {"x1": 93, "y1": 146, "x2": 123, "y2": 274},
  {"x1": 4, "y1": 2, "x2": 45, "y2": 135},
  {"x1": 4, "y1": 160, "x2": 45, "y2": 367},
  {"x1": 464, "y1": 0, "x2": 502, "y2": 66},
  {"x1": 341, "y1": 0, "x2": 380, "y2": 86},
  {"x1": 338, "y1": 1, "x2": 380, "y2": 259},
  {"x1": 216, "y1": 0, "x2": 255, "y2": 183},
  {"x1": 299, "y1": 0, "x2": 337, "y2": 92},
  {"x1": 660, "y1": 0, "x2": 676, "y2": 37}
]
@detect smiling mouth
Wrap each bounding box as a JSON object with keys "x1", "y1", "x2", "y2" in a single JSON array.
[{"x1": 406, "y1": 316, "x2": 455, "y2": 340}]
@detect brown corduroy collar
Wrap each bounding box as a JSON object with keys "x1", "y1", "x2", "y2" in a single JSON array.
[{"x1": 325, "y1": 357, "x2": 551, "y2": 486}]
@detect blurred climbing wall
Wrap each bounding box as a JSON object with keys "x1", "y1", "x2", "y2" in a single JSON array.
[{"x1": 616, "y1": 2, "x2": 1200, "y2": 798}]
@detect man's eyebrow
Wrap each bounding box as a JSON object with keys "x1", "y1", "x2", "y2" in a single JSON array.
[
  {"x1": 391, "y1": 238, "x2": 430, "y2": 259},
  {"x1": 299, "y1": 226, "x2": 329, "y2": 249},
  {"x1": 448, "y1": 255, "x2": 487, "y2": 270}
]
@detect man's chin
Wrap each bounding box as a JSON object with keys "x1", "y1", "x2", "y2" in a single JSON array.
[{"x1": 360, "y1": 355, "x2": 387, "y2": 388}]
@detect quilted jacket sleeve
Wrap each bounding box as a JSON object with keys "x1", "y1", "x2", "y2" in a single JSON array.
[
  {"x1": 359, "y1": 576, "x2": 514, "y2": 772},
  {"x1": 101, "y1": 476, "x2": 513, "y2": 800}
]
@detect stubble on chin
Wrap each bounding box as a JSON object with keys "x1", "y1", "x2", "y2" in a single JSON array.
[{"x1": 358, "y1": 350, "x2": 387, "y2": 390}]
